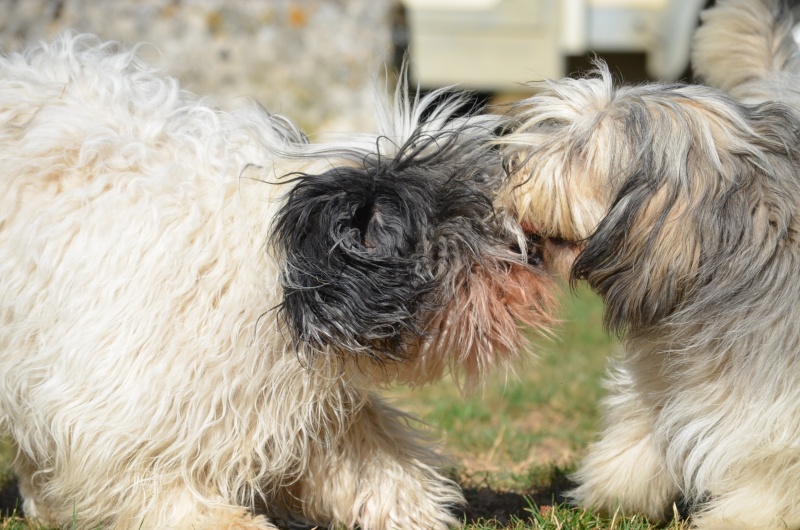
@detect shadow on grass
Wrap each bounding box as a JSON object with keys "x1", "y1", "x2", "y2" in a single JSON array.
[
  {"x1": 0, "y1": 470, "x2": 574, "y2": 527},
  {"x1": 457, "y1": 467, "x2": 574, "y2": 526},
  {"x1": 0, "y1": 473, "x2": 20, "y2": 517},
  {"x1": 459, "y1": 486, "x2": 570, "y2": 525}
]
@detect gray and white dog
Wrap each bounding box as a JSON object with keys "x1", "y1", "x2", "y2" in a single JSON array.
[
  {"x1": 0, "y1": 34, "x2": 559, "y2": 529},
  {"x1": 498, "y1": 0, "x2": 800, "y2": 528}
]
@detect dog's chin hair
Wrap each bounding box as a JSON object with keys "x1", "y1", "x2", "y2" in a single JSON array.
[
  {"x1": 692, "y1": 0, "x2": 800, "y2": 107},
  {"x1": 504, "y1": 45, "x2": 800, "y2": 525},
  {"x1": 401, "y1": 255, "x2": 558, "y2": 388}
]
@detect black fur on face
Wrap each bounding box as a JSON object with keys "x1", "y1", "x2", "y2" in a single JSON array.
[{"x1": 271, "y1": 123, "x2": 516, "y2": 362}]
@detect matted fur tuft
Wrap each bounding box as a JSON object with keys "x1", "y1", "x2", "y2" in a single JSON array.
[
  {"x1": 500, "y1": 40, "x2": 800, "y2": 529},
  {"x1": 0, "y1": 34, "x2": 559, "y2": 530}
]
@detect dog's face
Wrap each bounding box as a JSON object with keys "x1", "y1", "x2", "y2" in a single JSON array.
[
  {"x1": 500, "y1": 67, "x2": 800, "y2": 334},
  {"x1": 272, "y1": 91, "x2": 559, "y2": 385}
]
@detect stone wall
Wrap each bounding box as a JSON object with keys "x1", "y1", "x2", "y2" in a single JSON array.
[{"x1": 0, "y1": 0, "x2": 398, "y2": 132}]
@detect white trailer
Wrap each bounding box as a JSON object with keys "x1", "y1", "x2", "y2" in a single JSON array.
[{"x1": 400, "y1": 0, "x2": 708, "y2": 90}]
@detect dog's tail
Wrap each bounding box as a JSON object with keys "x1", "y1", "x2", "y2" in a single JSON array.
[{"x1": 692, "y1": 0, "x2": 800, "y2": 106}]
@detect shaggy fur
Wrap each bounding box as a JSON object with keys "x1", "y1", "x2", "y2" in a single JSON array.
[
  {"x1": 693, "y1": 0, "x2": 800, "y2": 107},
  {"x1": 499, "y1": 4, "x2": 800, "y2": 526},
  {"x1": 0, "y1": 34, "x2": 559, "y2": 529}
]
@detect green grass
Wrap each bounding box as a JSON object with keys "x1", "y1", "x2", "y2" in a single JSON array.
[
  {"x1": 463, "y1": 502, "x2": 689, "y2": 530},
  {"x1": 0, "y1": 286, "x2": 682, "y2": 529}
]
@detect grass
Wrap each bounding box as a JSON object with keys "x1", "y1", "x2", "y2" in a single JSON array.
[
  {"x1": 462, "y1": 502, "x2": 690, "y2": 530},
  {"x1": 0, "y1": 285, "x2": 687, "y2": 529}
]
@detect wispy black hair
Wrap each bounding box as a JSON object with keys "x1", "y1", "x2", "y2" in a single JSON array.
[{"x1": 271, "y1": 120, "x2": 506, "y2": 361}]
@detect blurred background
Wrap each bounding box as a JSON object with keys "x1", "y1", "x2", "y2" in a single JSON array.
[
  {"x1": 0, "y1": 0, "x2": 711, "y2": 134},
  {"x1": 0, "y1": 0, "x2": 396, "y2": 132},
  {"x1": 401, "y1": 0, "x2": 709, "y2": 101}
]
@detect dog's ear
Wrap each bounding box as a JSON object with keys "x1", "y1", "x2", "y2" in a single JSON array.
[
  {"x1": 574, "y1": 100, "x2": 800, "y2": 335},
  {"x1": 271, "y1": 164, "x2": 437, "y2": 361},
  {"x1": 572, "y1": 166, "x2": 703, "y2": 335}
]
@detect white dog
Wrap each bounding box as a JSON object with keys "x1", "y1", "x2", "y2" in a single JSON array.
[
  {"x1": 0, "y1": 34, "x2": 560, "y2": 529},
  {"x1": 498, "y1": 0, "x2": 800, "y2": 528}
]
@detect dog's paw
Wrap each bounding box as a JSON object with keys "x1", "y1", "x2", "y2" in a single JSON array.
[
  {"x1": 189, "y1": 507, "x2": 278, "y2": 530},
  {"x1": 352, "y1": 467, "x2": 463, "y2": 530},
  {"x1": 223, "y1": 514, "x2": 277, "y2": 530},
  {"x1": 304, "y1": 461, "x2": 462, "y2": 529},
  {"x1": 356, "y1": 497, "x2": 461, "y2": 529},
  {"x1": 570, "y1": 430, "x2": 676, "y2": 522}
]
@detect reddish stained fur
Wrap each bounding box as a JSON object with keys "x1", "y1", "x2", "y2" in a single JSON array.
[{"x1": 403, "y1": 262, "x2": 559, "y2": 387}]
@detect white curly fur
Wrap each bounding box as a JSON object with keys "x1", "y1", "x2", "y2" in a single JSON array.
[{"x1": 0, "y1": 33, "x2": 504, "y2": 529}]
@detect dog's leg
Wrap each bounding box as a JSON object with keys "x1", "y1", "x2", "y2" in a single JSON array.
[
  {"x1": 293, "y1": 394, "x2": 463, "y2": 530},
  {"x1": 15, "y1": 449, "x2": 277, "y2": 530},
  {"x1": 570, "y1": 364, "x2": 679, "y2": 521}
]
